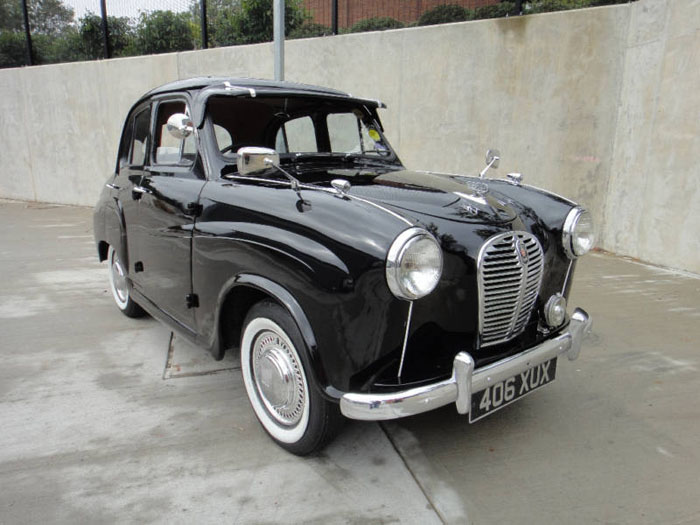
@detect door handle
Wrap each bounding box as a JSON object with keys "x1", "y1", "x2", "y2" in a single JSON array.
[{"x1": 106, "y1": 183, "x2": 120, "y2": 190}]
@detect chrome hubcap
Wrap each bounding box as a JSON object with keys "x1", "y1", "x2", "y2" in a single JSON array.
[
  {"x1": 252, "y1": 330, "x2": 305, "y2": 426},
  {"x1": 111, "y1": 253, "x2": 128, "y2": 303}
]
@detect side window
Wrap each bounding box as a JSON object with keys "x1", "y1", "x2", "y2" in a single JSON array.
[
  {"x1": 275, "y1": 116, "x2": 317, "y2": 153},
  {"x1": 130, "y1": 108, "x2": 151, "y2": 166},
  {"x1": 153, "y1": 100, "x2": 196, "y2": 166}
]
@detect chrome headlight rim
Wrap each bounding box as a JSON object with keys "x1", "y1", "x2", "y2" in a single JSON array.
[
  {"x1": 562, "y1": 207, "x2": 594, "y2": 259},
  {"x1": 386, "y1": 227, "x2": 443, "y2": 301}
]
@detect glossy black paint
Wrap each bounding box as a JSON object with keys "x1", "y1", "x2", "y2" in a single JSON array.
[{"x1": 94, "y1": 78, "x2": 584, "y2": 400}]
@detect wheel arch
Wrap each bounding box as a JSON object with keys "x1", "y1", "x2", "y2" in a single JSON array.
[
  {"x1": 96, "y1": 198, "x2": 129, "y2": 266},
  {"x1": 214, "y1": 274, "x2": 328, "y2": 391}
]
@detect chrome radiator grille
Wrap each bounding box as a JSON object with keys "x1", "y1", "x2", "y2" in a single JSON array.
[{"x1": 477, "y1": 232, "x2": 544, "y2": 347}]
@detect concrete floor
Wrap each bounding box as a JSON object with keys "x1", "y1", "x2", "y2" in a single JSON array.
[{"x1": 1, "y1": 201, "x2": 698, "y2": 524}]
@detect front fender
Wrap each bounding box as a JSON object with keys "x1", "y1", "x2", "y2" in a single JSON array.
[{"x1": 208, "y1": 274, "x2": 342, "y2": 399}]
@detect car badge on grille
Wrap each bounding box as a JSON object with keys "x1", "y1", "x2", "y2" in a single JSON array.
[{"x1": 516, "y1": 239, "x2": 529, "y2": 263}]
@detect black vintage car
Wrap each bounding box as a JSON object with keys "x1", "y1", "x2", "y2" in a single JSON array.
[{"x1": 94, "y1": 77, "x2": 594, "y2": 455}]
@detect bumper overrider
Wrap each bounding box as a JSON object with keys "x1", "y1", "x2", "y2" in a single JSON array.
[{"x1": 340, "y1": 307, "x2": 592, "y2": 421}]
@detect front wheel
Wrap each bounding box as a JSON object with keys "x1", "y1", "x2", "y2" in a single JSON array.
[
  {"x1": 240, "y1": 301, "x2": 342, "y2": 455},
  {"x1": 107, "y1": 246, "x2": 145, "y2": 318}
]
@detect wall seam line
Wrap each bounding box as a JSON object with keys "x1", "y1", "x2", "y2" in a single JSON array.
[
  {"x1": 600, "y1": 1, "x2": 639, "y2": 252},
  {"x1": 19, "y1": 68, "x2": 38, "y2": 202}
]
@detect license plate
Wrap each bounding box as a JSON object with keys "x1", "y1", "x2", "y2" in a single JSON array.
[{"x1": 469, "y1": 357, "x2": 557, "y2": 422}]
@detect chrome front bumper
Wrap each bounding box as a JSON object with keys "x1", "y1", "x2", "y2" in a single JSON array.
[{"x1": 340, "y1": 307, "x2": 592, "y2": 421}]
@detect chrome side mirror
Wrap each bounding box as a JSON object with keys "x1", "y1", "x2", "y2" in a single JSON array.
[
  {"x1": 479, "y1": 148, "x2": 501, "y2": 178},
  {"x1": 166, "y1": 113, "x2": 194, "y2": 139},
  {"x1": 485, "y1": 149, "x2": 500, "y2": 169},
  {"x1": 237, "y1": 146, "x2": 280, "y2": 175}
]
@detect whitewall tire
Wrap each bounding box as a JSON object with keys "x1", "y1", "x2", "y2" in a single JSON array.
[
  {"x1": 240, "y1": 301, "x2": 342, "y2": 455},
  {"x1": 107, "y1": 245, "x2": 144, "y2": 318}
]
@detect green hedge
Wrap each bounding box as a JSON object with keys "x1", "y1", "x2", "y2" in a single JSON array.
[
  {"x1": 345, "y1": 17, "x2": 404, "y2": 34},
  {"x1": 418, "y1": 5, "x2": 472, "y2": 26},
  {"x1": 289, "y1": 22, "x2": 332, "y2": 39}
]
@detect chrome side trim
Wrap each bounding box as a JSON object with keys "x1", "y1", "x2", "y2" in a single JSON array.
[
  {"x1": 340, "y1": 307, "x2": 592, "y2": 421},
  {"x1": 561, "y1": 260, "x2": 574, "y2": 295},
  {"x1": 346, "y1": 194, "x2": 413, "y2": 226},
  {"x1": 220, "y1": 175, "x2": 413, "y2": 226},
  {"x1": 397, "y1": 301, "x2": 414, "y2": 380}
]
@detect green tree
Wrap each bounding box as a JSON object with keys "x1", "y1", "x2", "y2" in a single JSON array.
[
  {"x1": 0, "y1": 31, "x2": 27, "y2": 68},
  {"x1": 201, "y1": 0, "x2": 309, "y2": 46},
  {"x1": 33, "y1": 29, "x2": 83, "y2": 64},
  {"x1": 78, "y1": 12, "x2": 134, "y2": 59},
  {"x1": 1, "y1": 0, "x2": 78, "y2": 67},
  {"x1": 131, "y1": 10, "x2": 195, "y2": 55},
  {"x1": 0, "y1": 0, "x2": 75, "y2": 35}
]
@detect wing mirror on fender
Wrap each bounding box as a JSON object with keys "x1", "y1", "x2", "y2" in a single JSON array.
[
  {"x1": 236, "y1": 146, "x2": 280, "y2": 175},
  {"x1": 236, "y1": 147, "x2": 303, "y2": 196}
]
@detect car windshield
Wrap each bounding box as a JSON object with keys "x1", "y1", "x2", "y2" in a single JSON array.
[{"x1": 207, "y1": 95, "x2": 395, "y2": 162}]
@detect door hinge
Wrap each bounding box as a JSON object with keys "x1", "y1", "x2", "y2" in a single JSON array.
[
  {"x1": 185, "y1": 202, "x2": 203, "y2": 217},
  {"x1": 186, "y1": 294, "x2": 199, "y2": 308}
]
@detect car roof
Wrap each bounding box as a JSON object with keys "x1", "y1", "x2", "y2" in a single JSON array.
[
  {"x1": 143, "y1": 77, "x2": 352, "y2": 100},
  {"x1": 137, "y1": 77, "x2": 387, "y2": 128}
]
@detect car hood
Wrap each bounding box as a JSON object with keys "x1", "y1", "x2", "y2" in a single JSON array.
[{"x1": 321, "y1": 168, "x2": 518, "y2": 225}]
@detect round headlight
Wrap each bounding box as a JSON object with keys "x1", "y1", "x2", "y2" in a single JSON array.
[
  {"x1": 563, "y1": 207, "x2": 596, "y2": 258},
  {"x1": 386, "y1": 228, "x2": 443, "y2": 300},
  {"x1": 544, "y1": 293, "x2": 567, "y2": 328}
]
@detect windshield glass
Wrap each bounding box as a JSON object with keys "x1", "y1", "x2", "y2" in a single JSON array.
[{"x1": 207, "y1": 95, "x2": 394, "y2": 160}]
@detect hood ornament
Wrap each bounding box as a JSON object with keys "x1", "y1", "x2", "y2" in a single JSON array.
[{"x1": 467, "y1": 180, "x2": 489, "y2": 196}]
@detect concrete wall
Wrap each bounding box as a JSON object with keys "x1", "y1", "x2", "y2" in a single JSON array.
[{"x1": 0, "y1": 0, "x2": 697, "y2": 273}]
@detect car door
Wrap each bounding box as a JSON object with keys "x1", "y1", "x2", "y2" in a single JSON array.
[
  {"x1": 114, "y1": 103, "x2": 151, "y2": 280},
  {"x1": 130, "y1": 96, "x2": 206, "y2": 333}
]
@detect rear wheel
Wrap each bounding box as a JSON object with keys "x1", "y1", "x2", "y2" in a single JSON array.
[
  {"x1": 107, "y1": 246, "x2": 145, "y2": 318},
  {"x1": 240, "y1": 300, "x2": 342, "y2": 455}
]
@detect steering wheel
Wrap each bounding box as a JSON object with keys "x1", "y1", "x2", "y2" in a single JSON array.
[
  {"x1": 221, "y1": 143, "x2": 258, "y2": 155},
  {"x1": 220, "y1": 144, "x2": 237, "y2": 155}
]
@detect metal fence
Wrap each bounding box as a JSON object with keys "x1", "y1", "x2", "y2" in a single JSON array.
[{"x1": 1, "y1": 0, "x2": 636, "y2": 69}]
